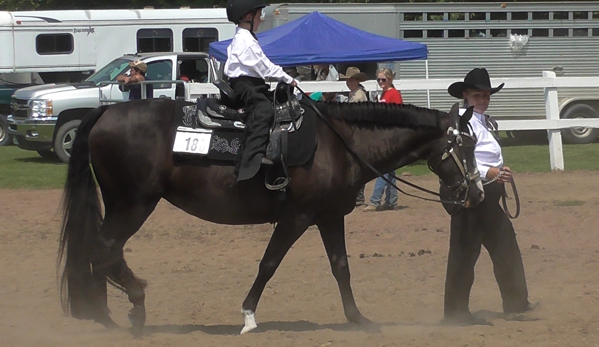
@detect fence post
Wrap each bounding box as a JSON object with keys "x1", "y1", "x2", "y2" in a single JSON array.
[{"x1": 543, "y1": 70, "x2": 564, "y2": 171}]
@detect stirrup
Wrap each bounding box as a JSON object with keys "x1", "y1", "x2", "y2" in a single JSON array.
[{"x1": 265, "y1": 176, "x2": 289, "y2": 191}]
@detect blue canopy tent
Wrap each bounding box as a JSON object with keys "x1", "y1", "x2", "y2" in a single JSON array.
[{"x1": 209, "y1": 11, "x2": 428, "y2": 65}]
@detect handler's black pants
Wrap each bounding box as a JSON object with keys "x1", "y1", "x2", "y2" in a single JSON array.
[
  {"x1": 443, "y1": 182, "x2": 530, "y2": 320},
  {"x1": 229, "y1": 76, "x2": 272, "y2": 181}
]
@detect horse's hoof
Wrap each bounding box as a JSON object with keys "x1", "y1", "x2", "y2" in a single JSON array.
[
  {"x1": 361, "y1": 320, "x2": 382, "y2": 333},
  {"x1": 240, "y1": 309, "x2": 258, "y2": 334},
  {"x1": 96, "y1": 316, "x2": 120, "y2": 329},
  {"x1": 128, "y1": 307, "x2": 146, "y2": 337}
]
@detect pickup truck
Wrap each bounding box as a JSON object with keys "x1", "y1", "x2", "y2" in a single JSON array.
[{"x1": 8, "y1": 52, "x2": 212, "y2": 162}]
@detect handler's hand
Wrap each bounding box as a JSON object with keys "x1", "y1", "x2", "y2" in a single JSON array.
[
  {"x1": 491, "y1": 166, "x2": 512, "y2": 184},
  {"x1": 290, "y1": 80, "x2": 298, "y2": 87}
]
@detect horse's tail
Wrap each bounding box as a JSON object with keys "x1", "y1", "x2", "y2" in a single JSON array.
[{"x1": 58, "y1": 105, "x2": 110, "y2": 319}]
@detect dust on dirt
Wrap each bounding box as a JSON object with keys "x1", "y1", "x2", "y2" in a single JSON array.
[{"x1": 1, "y1": 171, "x2": 598, "y2": 347}]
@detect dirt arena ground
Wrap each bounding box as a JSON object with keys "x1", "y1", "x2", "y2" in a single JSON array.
[{"x1": 1, "y1": 171, "x2": 598, "y2": 347}]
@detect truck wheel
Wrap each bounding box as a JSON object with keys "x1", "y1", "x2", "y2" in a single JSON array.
[
  {"x1": 561, "y1": 104, "x2": 599, "y2": 144},
  {"x1": 54, "y1": 120, "x2": 81, "y2": 163},
  {"x1": 0, "y1": 114, "x2": 13, "y2": 146},
  {"x1": 37, "y1": 150, "x2": 59, "y2": 161}
]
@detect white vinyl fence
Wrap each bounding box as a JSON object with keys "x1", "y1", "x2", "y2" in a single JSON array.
[{"x1": 187, "y1": 71, "x2": 599, "y2": 171}]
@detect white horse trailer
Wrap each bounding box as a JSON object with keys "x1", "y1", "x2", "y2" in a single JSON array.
[
  {"x1": 0, "y1": 8, "x2": 235, "y2": 78},
  {"x1": 262, "y1": 2, "x2": 599, "y2": 143}
]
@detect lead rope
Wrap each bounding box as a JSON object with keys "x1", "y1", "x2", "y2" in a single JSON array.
[
  {"x1": 502, "y1": 176, "x2": 520, "y2": 219},
  {"x1": 483, "y1": 171, "x2": 520, "y2": 219}
]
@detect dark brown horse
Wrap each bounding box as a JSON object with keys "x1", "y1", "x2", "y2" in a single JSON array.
[{"x1": 58, "y1": 98, "x2": 483, "y2": 335}]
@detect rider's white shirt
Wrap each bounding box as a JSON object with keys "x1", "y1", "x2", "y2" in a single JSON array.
[
  {"x1": 224, "y1": 27, "x2": 293, "y2": 84},
  {"x1": 460, "y1": 108, "x2": 503, "y2": 180}
]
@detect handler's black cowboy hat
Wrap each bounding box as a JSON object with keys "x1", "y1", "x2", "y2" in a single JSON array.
[{"x1": 448, "y1": 68, "x2": 504, "y2": 99}]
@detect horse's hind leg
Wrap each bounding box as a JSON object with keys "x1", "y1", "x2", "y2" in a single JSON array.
[
  {"x1": 241, "y1": 216, "x2": 310, "y2": 334},
  {"x1": 93, "y1": 199, "x2": 160, "y2": 335},
  {"x1": 317, "y1": 216, "x2": 376, "y2": 329}
]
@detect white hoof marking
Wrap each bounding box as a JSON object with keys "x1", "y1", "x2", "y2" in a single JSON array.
[{"x1": 240, "y1": 309, "x2": 257, "y2": 334}]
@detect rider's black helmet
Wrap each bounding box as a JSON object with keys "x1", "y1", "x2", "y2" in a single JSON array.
[{"x1": 226, "y1": 0, "x2": 266, "y2": 24}]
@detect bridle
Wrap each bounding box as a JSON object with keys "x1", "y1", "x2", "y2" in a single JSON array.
[{"x1": 428, "y1": 124, "x2": 481, "y2": 204}]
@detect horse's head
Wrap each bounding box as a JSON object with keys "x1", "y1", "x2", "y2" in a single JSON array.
[{"x1": 428, "y1": 103, "x2": 485, "y2": 209}]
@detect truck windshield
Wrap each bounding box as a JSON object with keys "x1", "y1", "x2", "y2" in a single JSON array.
[{"x1": 84, "y1": 58, "x2": 131, "y2": 85}]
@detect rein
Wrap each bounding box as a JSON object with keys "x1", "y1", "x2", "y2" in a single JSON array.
[{"x1": 296, "y1": 87, "x2": 469, "y2": 206}]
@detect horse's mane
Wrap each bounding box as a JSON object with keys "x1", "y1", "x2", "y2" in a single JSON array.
[{"x1": 318, "y1": 102, "x2": 443, "y2": 130}]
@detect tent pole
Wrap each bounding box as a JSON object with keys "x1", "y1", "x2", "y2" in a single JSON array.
[{"x1": 425, "y1": 59, "x2": 430, "y2": 108}]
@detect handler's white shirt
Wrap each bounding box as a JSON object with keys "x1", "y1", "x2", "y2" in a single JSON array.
[
  {"x1": 460, "y1": 108, "x2": 503, "y2": 180},
  {"x1": 224, "y1": 27, "x2": 293, "y2": 84}
]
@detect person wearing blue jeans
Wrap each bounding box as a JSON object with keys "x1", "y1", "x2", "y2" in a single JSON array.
[
  {"x1": 364, "y1": 173, "x2": 398, "y2": 211},
  {"x1": 364, "y1": 67, "x2": 402, "y2": 212}
]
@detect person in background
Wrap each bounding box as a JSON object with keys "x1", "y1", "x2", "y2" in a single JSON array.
[
  {"x1": 314, "y1": 64, "x2": 339, "y2": 82},
  {"x1": 339, "y1": 67, "x2": 369, "y2": 206},
  {"x1": 442, "y1": 67, "x2": 534, "y2": 324},
  {"x1": 117, "y1": 60, "x2": 153, "y2": 100},
  {"x1": 224, "y1": 0, "x2": 297, "y2": 181},
  {"x1": 311, "y1": 64, "x2": 339, "y2": 102},
  {"x1": 340, "y1": 66, "x2": 369, "y2": 103},
  {"x1": 364, "y1": 68, "x2": 402, "y2": 212}
]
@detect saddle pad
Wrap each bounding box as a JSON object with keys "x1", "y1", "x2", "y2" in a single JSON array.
[{"x1": 172, "y1": 98, "x2": 317, "y2": 167}]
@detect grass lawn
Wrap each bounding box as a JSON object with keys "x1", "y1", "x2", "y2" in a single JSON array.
[
  {"x1": 1, "y1": 141, "x2": 599, "y2": 189},
  {"x1": 0, "y1": 146, "x2": 67, "y2": 189}
]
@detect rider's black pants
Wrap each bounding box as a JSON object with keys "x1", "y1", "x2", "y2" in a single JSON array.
[
  {"x1": 442, "y1": 182, "x2": 530, "y2": 320},
  {"x1": 229, "y1": 76, "x2": 272, "y2": 181}
]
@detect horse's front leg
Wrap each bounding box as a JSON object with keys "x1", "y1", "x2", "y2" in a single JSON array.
[
  {"x1": 240, "y1": 216, "x2": 310, "y2": 334},
  {"x1": 317, "y1": 216, "x2": 377, "y2": 329}
]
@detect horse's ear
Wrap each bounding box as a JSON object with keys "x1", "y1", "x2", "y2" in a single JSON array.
[
  {"x1": 460, "y1": 106, "x2": 474, "y2": 129},
  {"x1": 449, "y1": 102, "x2": 460, "y2": 118}
]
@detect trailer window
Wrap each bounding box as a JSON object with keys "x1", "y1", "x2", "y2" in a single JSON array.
[
  {"x1": 403, "y1": 30, "x2": 423, "y2": 38},
  {"x1": 593, "y1": 12, "x2": 599, "y2": 20},
  {"x1": 593, "y1": 28, "x2": 599, "y2": 36},
  {"x1": 427, "y1": 30, "x2": 444, "y2": 38},
  {"x1": 448, "y1": 30, "x2": 464, "y2": 38},
  {"x1": 469, "y1": 12, "x2": 486, "y2": 21},
  {"x1": 532, "y1": 29, "x2": 549, "y2": 37},
  {"x1": 182, "y1": 28, "x2": 218, "y2": 53},
  {"x1": 36, "y1": 34, "x2": 73, "y2": 55},
  {"x1": 553, "y1": 28, "x2": 569, "y2": 37},
  {"x1": 573, "y1": 29, "x2": 589, "y2": 37},
  {"x1": 490, "y1": 29, "x2": 507, "y2": 37},
  {"x1": 490, "y1": 12, "x2": 507, "y2": 21},
  {"x1": 469, "y1": 29, "x2": 486, "y2": 38},
  {"x1": 137, "y1": 29, "x2": 173, "y2": 53},
  {"x1": 553, "y1": 11, "x2": 568, "y2": 20},
  {"x1": 404, "y1": 13, "x2": 422, "y2": 21},
  {"x1": 448, "y1": 12, "x2": 464, "y2": 21},
  {"x1": 573, "y1": 11, "x2": 588, "y2": 20},
  {"x1": 426, "y1": 13, "x2": 444, "y2": 21},
  {"x1": 511, "y1": 12, "x2": 528, "y2": 20},
  {"x1": 532, "y1": 12, "x2": 549, "y2": 20}
]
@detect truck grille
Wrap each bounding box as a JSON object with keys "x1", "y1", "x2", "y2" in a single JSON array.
[{"x1": 11, "y1": 98, "x2": 29, "y2": 119}]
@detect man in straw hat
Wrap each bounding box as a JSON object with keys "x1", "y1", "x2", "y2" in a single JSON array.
[
  {"x1": 442, "y1": 67, "x2": 535, "y2": 324},
  {"x1": 340, "y1": 67, "x2": 369, "y2": 103},
  {"x1": 117, "y1": 60, "x2": 154, "y2": 100}
]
